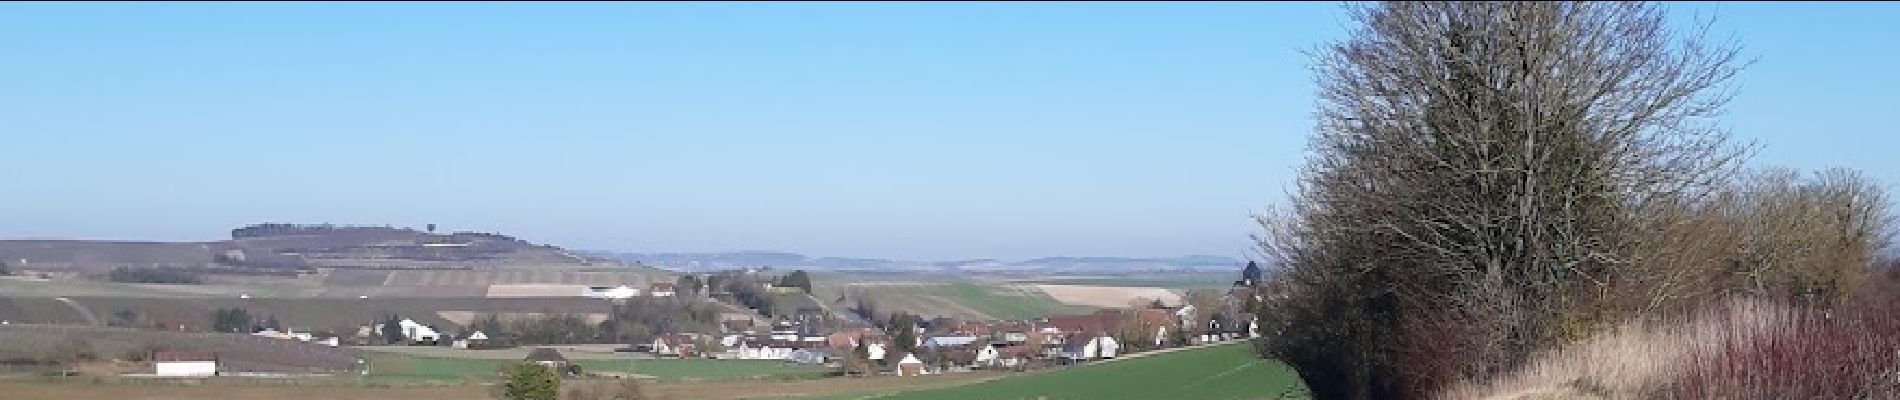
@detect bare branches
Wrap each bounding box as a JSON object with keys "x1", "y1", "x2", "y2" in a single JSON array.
[{"x1": 1256, "y1": 2, "x2": 1760, "y2": 398}]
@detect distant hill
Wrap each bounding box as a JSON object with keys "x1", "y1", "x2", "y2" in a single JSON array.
[
  {"x1": 0, "y1": 223, "x2": 597, "y2": 273},
  {"x1": 580, "y1": 251, "x2": 1248, "y2": 273}
]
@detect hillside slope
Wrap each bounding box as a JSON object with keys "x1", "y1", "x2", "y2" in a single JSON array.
[{"x1": 0, "y1": 224, "x2": 600, "y2": 272}]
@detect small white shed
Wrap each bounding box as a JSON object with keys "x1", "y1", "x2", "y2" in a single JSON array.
[{"x1": 153, "y1": 351, "x2": 217, "y2": 377}]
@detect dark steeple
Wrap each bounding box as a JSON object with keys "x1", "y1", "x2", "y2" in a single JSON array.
[{"x1": 1240, "y1": 261, "x2": 1263, "y2": 287}]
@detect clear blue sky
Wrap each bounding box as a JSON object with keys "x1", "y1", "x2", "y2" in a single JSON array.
[{"x1": 1, "y1": 2, "x2": 1895, "y2": 260}]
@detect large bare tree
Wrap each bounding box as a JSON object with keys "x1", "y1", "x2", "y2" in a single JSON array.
[{"x1": 1256, "y1": 2, "x2": 1747, "y2": 398}]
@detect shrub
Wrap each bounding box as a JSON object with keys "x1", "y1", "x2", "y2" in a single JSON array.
[{"x1": 500, "y1": 362, "x2": 561, "y2": 400}]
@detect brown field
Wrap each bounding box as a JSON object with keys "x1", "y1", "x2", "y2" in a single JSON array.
[
  {"x1": 385, "y1": 270, "x2": 651, "y2": 287},
  {"x1": 0, "y1": 380, "x2": 482, "y2": 400},
  {"x1": 483, "y1": 284, "x2": 590, "y2": 297},
  {"x1": 0, "y1": 372, "x2": 1007, "y2": 400},
  {"x1": 36, "y1": 297, "x2": 614, "y2": 332},
  {"x1": 0, "y1": 325, "x2": 359, "y2": 373},
  {"x1": 1033, "y1": 284, "x2": 1181, "y2": 308},
  {"x1": 433, "y1": 311, "x2": 609, "y2": 327}
]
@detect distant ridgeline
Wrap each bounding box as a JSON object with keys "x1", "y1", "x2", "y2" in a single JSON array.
[
  {"x1": 230, "y1": 223, "x2": 528, "y2": 243},
  {"x1": 0, "y1": 223, "x2": 587, "y2": 273}
]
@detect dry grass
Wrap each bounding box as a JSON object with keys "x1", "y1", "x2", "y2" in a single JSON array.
[
  {"x1": 1437, "y1": 300, "x2": 1900, "y2": 400},
  {"x1": 0, "y1": 372, "x2": 1009, "y2": 400},
  {"x1": 0, "y1": 380, "x2": 486, "y2": 400}
]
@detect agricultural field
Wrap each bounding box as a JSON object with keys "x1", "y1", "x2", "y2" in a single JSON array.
[
  {"x1": 315, "y1": 267, "x2": 666, "y2": 299},
  {"x1": 31, "y1": 297, "x2": 616, "y2": 332},
  {"x1": 0, "y1": 325, "x2": 359, "y2": 373},
  {"x1": 818, "y1": 279, "x2": 1092, "y2": 320},
  {"x1": 0, "y1": 380, "x2": 485, "y2": 400},
  {"x1": 359, "y1": 350, "x2": 830, "y2": 384},
  {"x1": 1002, "y1": 272, "x2": 1239, "y2": 290},
  {"x1": 1033, "y1": 284, "x2": 1183, "y2": 308},
  {"x1": 815, "y1": 343, "x2": 1306, "y2": 400},
  {"x1": 0, "y1": 370, "x2": 1010, "y2": 400},
  {"x1": 0, "y1": 276, "x2": 320, "y2": 298}
]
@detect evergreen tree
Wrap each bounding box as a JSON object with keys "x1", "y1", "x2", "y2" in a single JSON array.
[
  {"x1": 501, "y1": 362, "x2": 561, "y2": 400},
  {"x1": 211, "y1": 308, "x2": 253, "y2": 333},
  {"x1": 382, "y1": 314, "x2": 405, "y2": 344},
  {"x1": 782, "y1": 270, "x2": 813, "y2": 294}
]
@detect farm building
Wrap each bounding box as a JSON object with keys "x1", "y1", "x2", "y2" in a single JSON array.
[
  {"x1": 1060, "y1": 332, "x2": 1120, "y2": 361},
  {"x1": 451, "y1": 331, "x2": 489, "y2": 349},
  {"x1": 727, "y1": 337, "x2": 792, "y2": 360},
  {"x1": 894, "y1": 353, "x2": 925, "y2": 377},
  {"x1": 788, "y1": 348, "x2": 834, "y2": 364},
  {"x1": 976, "y1": 345, "x2": 1038, "y2": 369},
  {"x1": 649, "y1": 282, "x2": 677, "y2": 297},
  {"x1": 152, "y1": 351, "x2": 218, "y2": 377},
  {"x1": 525, "y1": 348, "x2": 570, "y2": 370},
  {"x1": 369, "y1": 318, "x2": 442, "y2": 344},
  {"x1": 650, "y1": 334, "x2": 698, "y2": 358},
  {"x1": 583, "y1": 285, "x2": 641, "y2": 300}
]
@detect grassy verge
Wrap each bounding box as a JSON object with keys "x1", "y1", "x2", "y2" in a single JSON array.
[{"x1": 813, "y1": 343, "x2": 1305, "y2": 400}]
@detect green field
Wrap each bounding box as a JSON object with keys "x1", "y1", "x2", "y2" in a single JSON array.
[
  {"x1": 361, "y1": 352, "x2": 831, "y2": 384},
  {"x1": 818, "y1": 343, "x2": 1306, "y2": 400},
  {"x1": 820, "y1": 281, "x2": 1091, "y2": 320},
  {"x1": 927, "y1": 282, "x2": 1092, "y2": 319},
  {"x1": 1003, "y1": 272, "x2": 1239, "y2": 290}
]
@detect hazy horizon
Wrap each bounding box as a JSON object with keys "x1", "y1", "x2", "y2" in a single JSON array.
[{"x1": 4, "y1": 2, "x2": 1897, "y2": 260}]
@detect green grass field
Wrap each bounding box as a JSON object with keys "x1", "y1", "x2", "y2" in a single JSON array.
[
  {"x1": 926, "y1": 282, "x2": 1091, "y2": 320},
  {"x1": 1003, "y1": 272, "x2": 1239, "y2": 290},
  {"x1": 361, "y1": 352, "x2": 831, "y2": 384},
  {"x1": 817, "y1": 343, "x2": 1306, "y2": 400},
  {"x1": 814, "y1": 275, "x2": 1092, "y2": 320}
]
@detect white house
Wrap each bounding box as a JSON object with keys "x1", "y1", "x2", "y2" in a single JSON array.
[
  {"x1": 1060, "y1": 333, "x2": 1121, "y2": 361},
  {"x1": 650, "y1": 334, "x2": 697, "y2": 358},
  {"x1": 728, "y1": 339, "x2": 792, "y2": 360},
  {"x1": 975, "y1": 346, "x2": 1032, "y2": 369},
  {"x1": 583, "y1": 285, "x2": 641, "y2": 300},
  {"x1": 1174, "y1": 305, "x2": 1197, "y2": 328},
  {"x1": 649, "y1": 282, "x2": 677, "y2": 297},
  {"x1": 452, "y1": 331, "x2": 490, "y2": 349},
  {"x1": 895, "y1": 353, "x2": 925, "y2": 377},
  {"x1": 400, "y1": 319, "x2": 441, "y2": 343},
  {"x1": 975, "y1": 346, "x2": 999, "y2": 365},
  {"x1": 865, "y1": 342, "x2": 887, "y2": 361},
  {"x1": 788, "y1": 348, "x2": 832, "y2": 364},
  {"x1": 153, "y1": 351, "x2": 217, "y2": 377}
]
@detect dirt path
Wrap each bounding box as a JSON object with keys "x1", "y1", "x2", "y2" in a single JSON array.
[{"x1": 53, "y1": 297, "x2": 101, "y2": 326}]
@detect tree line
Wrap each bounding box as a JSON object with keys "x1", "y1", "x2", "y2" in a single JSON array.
[{"x1": 459, "y1": 297, "x2": 724, "y2": 347}]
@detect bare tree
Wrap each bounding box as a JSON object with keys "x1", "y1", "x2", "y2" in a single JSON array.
[{"x1": 1257, "y1": 2, "x2": 1747, "y2": 398}]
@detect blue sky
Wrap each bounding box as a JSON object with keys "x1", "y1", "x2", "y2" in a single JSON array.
[{"x1": 0, "y1": 2, "x2": 1894, "y2": 260}]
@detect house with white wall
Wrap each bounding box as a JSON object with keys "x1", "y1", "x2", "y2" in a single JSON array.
[{"x1": 152, "y1": 351, "x2": 217, "y2": 377}]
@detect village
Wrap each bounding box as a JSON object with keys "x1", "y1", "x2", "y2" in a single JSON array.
[{"x1": 125, "y1": 263, "x2": 1271, "y2": 382}]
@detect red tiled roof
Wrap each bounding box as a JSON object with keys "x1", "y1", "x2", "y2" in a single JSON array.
[{"x1": 1042, "y1": 314, "x2": 1117, "y2": 333}]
